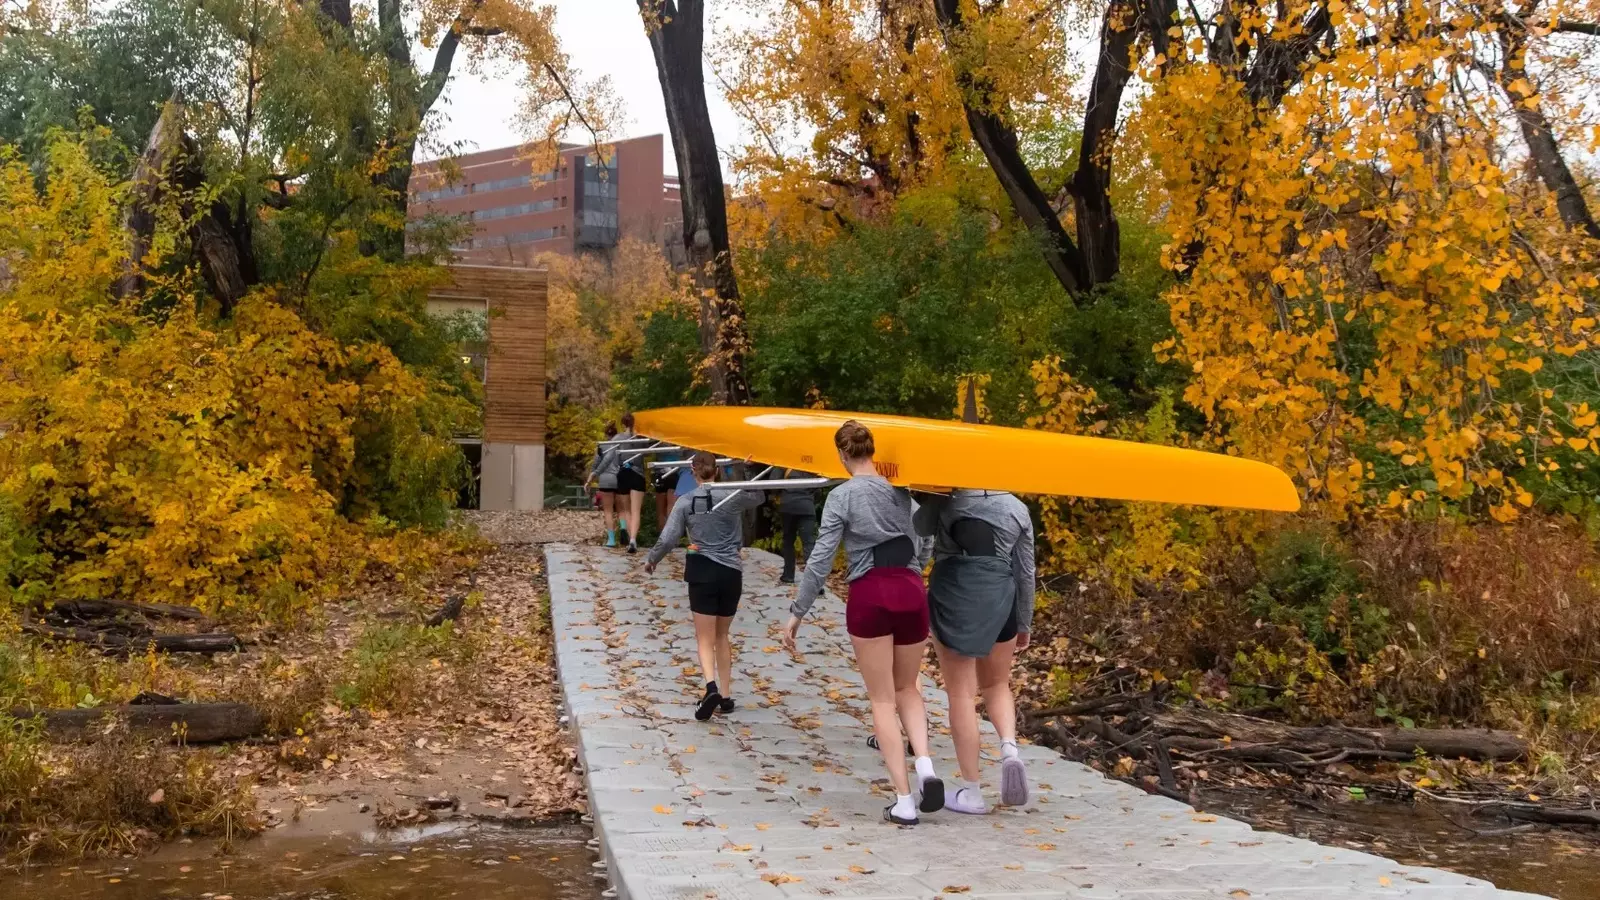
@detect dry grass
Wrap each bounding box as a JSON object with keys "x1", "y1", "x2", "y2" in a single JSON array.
[{"x1": 0, "y1": 715, "x2": 259, "y2": 864}]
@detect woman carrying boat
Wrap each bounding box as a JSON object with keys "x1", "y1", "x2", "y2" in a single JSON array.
[
  {"x1": 612, "y1": 413, "x2": 648, "y2": 553},
  {"x1": 585, "y1": 424, "x2": 622, "y2": 547},
  {"x1": 782, "y1": 421, "x2": 945, "y2": 826},
  {"x1": 645, "y1": 452, "x2": 766, "y2": 720},
  {"x1": 913, "y1": 489, "x2": 1036, "y2": 813}
]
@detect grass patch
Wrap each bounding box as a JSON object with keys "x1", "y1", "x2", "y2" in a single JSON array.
[{"x1": 334, "y1": 622, "x2": 475, "y2": 712}]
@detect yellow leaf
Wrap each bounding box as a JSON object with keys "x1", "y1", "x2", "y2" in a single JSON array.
[
  {"x1": 652, "y1": 805, "x2": 672, "y2": 814},
  {"x1": 761, "y1": 874, "x2": 802, "y2": 885}
]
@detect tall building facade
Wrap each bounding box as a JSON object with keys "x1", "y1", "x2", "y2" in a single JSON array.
[{"x1": 409, "y1": 135, "x2": 681, "y2": 263}]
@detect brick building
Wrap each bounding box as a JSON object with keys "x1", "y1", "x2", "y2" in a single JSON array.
[{"x1": 410, "y1": 135, "x2": 682, "y2": 263}]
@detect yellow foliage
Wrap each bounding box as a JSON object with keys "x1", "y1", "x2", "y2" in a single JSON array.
[{"x1": 0, "y1": 141, "x2": 468, "y2": 617}]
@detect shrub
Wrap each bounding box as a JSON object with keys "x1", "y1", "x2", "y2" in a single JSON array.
[
  {"x1": 0, "y1": 136, "x2": 475, "y2": 619},
  {"x1": 334, "y1": 622, "x2": 470, "y2": 712},
  {"x1": 1245, "y1": 527, "x2": 1390, "y2": 665}
]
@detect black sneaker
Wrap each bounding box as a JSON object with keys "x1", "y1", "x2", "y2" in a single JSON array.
[
  {"x1": 778, "y1": 575, "x2": 795, "y2": 584},
  {"x1": 627, "y1": 542, "x2": 638, "y2": 554},
  {"x1": 718, "y1": 697, "x2": 735, "y2": 714},
  {"x1": 695, "y1": 685, "x2": 722, "y2": 721}
]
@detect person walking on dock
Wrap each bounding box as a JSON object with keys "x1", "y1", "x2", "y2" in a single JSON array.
[
  {"x1": 612, "y1": 413, "x2": 648, "y2": 554},
  {"x1": 782, "y1": 421, "x2": 945, "y2": 826},
  {"x1": 914, "y1": 489, "x2": 1036, "y2": 813},
  {"x1": 585, "y1": 424, "x2": 622, "y2": 547},
  {"x1": 645, "y1": 452, "x2": 766, "y2": 720},
  {"x1": 777, "y1": 469, "x2": 819, "y2": 584}
]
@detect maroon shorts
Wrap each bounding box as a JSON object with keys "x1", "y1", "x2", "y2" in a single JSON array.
[{"x1": 846, "y1": 567, "x2": 930, "y2": 645}]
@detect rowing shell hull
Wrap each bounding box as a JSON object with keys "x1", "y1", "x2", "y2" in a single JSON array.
[{"x1": 634, "y1": 407, "x2": 1300, "y2": 512}]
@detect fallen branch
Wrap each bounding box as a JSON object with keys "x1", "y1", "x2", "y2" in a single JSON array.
[
  {"x1": 1026, "y1": 690, "x2": 1153, "y2": 721},
  {"x1": 11, "y1": 702, "x2": 265, "y2": 744},
  {"x1": 43, "y1": 598, "x2": 209, "y2": 623},
  {"x1": 22, "y1": 622, "x2": 242, "y2": 655},
  {"x1": 1150, "y1": 709, "x2": 1525, "y2": 762}
]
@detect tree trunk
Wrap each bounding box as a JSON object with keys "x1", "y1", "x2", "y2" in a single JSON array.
[
  {"x1": 115, "y1": 97, "x2": 255, "y2": 312},
  {"x1": 1496, "y1": 34, "x2": 1600, "y2": 239},
  {"x1": 116, "y1": 98, "x2": 186, "y2": 301},
  {"x1": 13, "y1": 702, "x2": 265, "y2": 744},
  {"x1": 933, "y1": 0, "x2": 1090, "y2": 298},
  {"x1": 640, "y1": 0, "x2": 751, "y2": 405},
  {"x1": 1068, "y1": 0, "x2": 1140, "y2": 287}
]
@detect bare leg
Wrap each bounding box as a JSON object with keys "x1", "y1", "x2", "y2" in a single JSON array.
[
  {"x1": 693, "y1": 613, "x2": 719, "y2": 688},
  {"x1": 655, "y1": 486, "x2": 670, "y2": 526},
  {"x1": 935, "y1": 640, "x2": 982, "y2": 783},
  {"x1": 979, "y1": 637, "x2": 1027, "y2": 805},
  {"x1": 714, "y1": 616, "x2": 734, "y2": 696},
  {"x1": 601, "y1": 486, "x2": 617, "y2": 534},
  {"x1": 852, "y1": 634, "x2": 911, "y2": 795},
  {"x1": 627, "y1": 490, "x2": 645, "y2": 544},
  {"x1": 976, "y1": 639, "x2": 1018, "y2": 743},
  {"x1": 892, "y1": 641, "x2": 932, "y2": 759}
]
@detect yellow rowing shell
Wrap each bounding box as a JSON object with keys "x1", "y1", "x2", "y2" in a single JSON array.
[{"x1": 634, "y1": 407, "x2": 1300, "y2": 512}]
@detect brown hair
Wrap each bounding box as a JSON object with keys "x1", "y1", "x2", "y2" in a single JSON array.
[
  {"x1": 620, "y1": 412, "x2": 635, "y2": 429},
  {"x1": 691, "y1": 450, "x2": 719, "y2": 481},
  {"x1": 834, "y1": 420, "x2": 874, "y2": 461},
  {"x1": 603, "y1": 423, "x2": 617, "y2": 439}
]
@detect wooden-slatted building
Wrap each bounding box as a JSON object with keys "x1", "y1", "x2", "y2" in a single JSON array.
[{"x1": 427, "y1": 265, "x2": 548, "y2": 510}]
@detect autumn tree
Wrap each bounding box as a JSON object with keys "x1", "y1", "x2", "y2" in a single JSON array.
[{"x1": 638, "y1": 0, "x2": 751, "y2": 404}]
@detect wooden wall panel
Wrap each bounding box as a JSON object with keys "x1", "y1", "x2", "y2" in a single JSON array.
[{"x1": 431, "y1": 265, "x2": 548, "y2": 445}]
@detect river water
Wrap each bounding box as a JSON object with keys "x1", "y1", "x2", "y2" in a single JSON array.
[
  {"x1": 3, "y1": 823, "x2": 602, "y2": 900},
  {"x1": 6, "y1": 799, "x2": 1599, "y2": 899}
]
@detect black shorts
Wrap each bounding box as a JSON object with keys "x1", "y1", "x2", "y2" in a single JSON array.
[
  {"x1": 686, "y1": 560, "x2": 742, "y2": 617},
  {"x1": 616, "y1": 467, "x2": 647, "y2": 494},
  {"x1": 995, "y1": 597, "x2": 1019, "y2": 644}
]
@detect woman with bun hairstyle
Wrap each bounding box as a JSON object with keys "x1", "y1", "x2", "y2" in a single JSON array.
[{"x1": 782, "y1": 421, "x2": 945, "y2": 826}]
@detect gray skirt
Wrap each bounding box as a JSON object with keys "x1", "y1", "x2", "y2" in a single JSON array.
[{"x1": 927, "y1": 555, "x2": 1016, "y2": 658}]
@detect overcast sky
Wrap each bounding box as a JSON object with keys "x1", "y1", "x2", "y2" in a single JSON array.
[{"x1": 426, "y1": 1, "x2": 750, "y2": 175}]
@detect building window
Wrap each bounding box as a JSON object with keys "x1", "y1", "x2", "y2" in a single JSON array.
[
  {"x1": 574, "y1": 153, "x2": 620, "y2": 249},
  {"x1": 476, "y1": 174, "x2": 532, "y2": 193},
  {"x1": 415, "y1": 183, "x2": 469, "y2": 202},
  {"x1": 475, "y1": 198, "x2": 561, "y2": 221},
  {"x1": 472, "y1": 226, "x2": 566, "y2": 249}
]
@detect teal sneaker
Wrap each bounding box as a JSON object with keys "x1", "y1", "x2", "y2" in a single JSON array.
[{"x1": 604, "y1": 529, "x2": 617, "y2": 548}]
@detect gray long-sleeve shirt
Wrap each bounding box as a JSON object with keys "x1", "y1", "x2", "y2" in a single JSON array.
[
  {"x1": 647, "y1": 484, "x2": 765, "y2": 572},
  {"x1": 913, "y1": 490, "x2": 1037, "y2": 633},
  {"x1": 587, "y1": 430, "x2": 645, "y2": 484},
  {"x1": 791, "y1": 475, "x2": 919, "y2": 620}
]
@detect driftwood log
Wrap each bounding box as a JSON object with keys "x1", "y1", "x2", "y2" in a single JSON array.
[
  {"x1": 1148, "y1": 709, "x2": 1526, "y2": 762},
  {"x1": 45, "y1": 598, "x2": 209, "y2": 622},
  {"x1": 22, "y1": 622, "x2": 242, "y2": 655},
  {"x1": 11, "y1": 702, "x2": 265, "y2": 744}
]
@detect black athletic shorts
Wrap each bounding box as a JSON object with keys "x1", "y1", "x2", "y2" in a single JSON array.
[
  {"x1": 686, "y1": 558, "x2": 742, "y2": 617},
  {"x1": 995, "y1": 597, "x2": 1019, "y2": 644},
  {"x1": 616, "y1": 467, "x2": 647, "y2": 494}
]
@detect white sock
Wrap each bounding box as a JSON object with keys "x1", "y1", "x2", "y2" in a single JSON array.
[
  {"x1": 914, "y1": 755, "x2": 936, "y2": 782},
  {"x1": 891, "y1": 793, "x2": 917, "y2": 820},
  {"x1": 1001, "y1": 740, "x2": 1020, "y2": 760}
]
